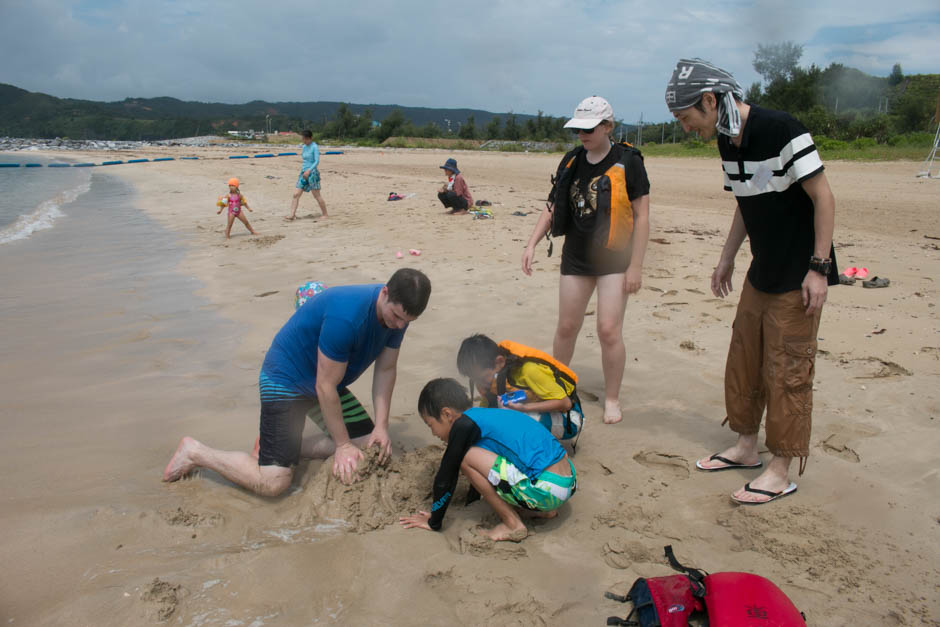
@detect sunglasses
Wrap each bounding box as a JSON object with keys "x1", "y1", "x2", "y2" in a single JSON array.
[{"x1": 571, "y1": 125, "x2": 600, "y2": 135}]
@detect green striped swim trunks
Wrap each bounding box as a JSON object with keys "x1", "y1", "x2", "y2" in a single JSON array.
[
  {"x1": 305, "y1": 387, "x2": 372, "y2": 435},
  {"x1": 488, "y1": 455, "x2": 577, "y2": 512}
]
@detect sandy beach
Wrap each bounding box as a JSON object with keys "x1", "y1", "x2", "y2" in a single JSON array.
[{"x1": 1, "y1": 145, "x2": 938, "y2": 625}]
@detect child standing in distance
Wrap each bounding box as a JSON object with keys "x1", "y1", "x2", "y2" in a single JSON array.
[
  {"x1": 437, "y1": 158, "x2": 473, "y2": 215},
  {"x1": 400, "y1": 378, "x2": 577, "y2": 542},
  {"x1": 457, "y1": 334, "x2": 584, "y2": 443},
  {"x1": 217, "y1": 177, "x2": 257, "y2": 239},
  {"x1": 285, "y1": 130, "x2": 329, "y2": 221}
]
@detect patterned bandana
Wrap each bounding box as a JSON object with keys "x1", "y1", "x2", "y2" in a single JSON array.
[{"x1": 665, "y1": 58, "x2": 745, "y2": 137}]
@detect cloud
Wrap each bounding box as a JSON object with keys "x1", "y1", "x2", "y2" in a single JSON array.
[{"x1": 0, "y1": 0, "x2": 937, "y2": 124}]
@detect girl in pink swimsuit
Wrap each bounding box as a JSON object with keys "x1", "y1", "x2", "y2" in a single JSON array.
[{"x1": 217, "y1": 177, "x2": 257, "y2": 239}]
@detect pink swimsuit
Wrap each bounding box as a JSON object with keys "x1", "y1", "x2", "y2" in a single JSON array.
[{"x1": 226, "y1": 192, "x2": 242, "y2": 216}]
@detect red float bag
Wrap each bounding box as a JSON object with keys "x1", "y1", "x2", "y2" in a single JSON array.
[
  {"x1": 605, "y1": 546, "x2": 807, "y2": 626},
  {"x1": 703, "y1": 572, "x2": 806, "y2": 626},
  {"x1": 606, "y1": 547, "x2": 706, "y2": 626}
]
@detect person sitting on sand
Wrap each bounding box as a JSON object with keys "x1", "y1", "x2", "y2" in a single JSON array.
[
  {"x1": 217, "y1": 177, "x2": 257, "y2": 239},
  {"x1": 285, "y1": 130, "x2": 329, "y2": 221},
  {"x1": 399, "y1": 378, "x2": 577, "y2": 542},
  {"x1": 437, "y1": 158, "x2": 473, "y2": 215},
  {"x1": 163, "y1": 268, "x2": 431, "y2": 495},
  {"x1": 457, "y1": 334, "x2": 584, "y2": 442}
]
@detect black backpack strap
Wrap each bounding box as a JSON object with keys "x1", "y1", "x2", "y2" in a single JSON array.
[
  {"x1": 664, "y1": 545, "x2": 707, "y2": 597},
  {"x1": 604, "y1": 590, "x2": 638, "y2": 626}
]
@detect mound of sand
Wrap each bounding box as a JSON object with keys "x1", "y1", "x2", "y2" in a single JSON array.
[{"x1": 291, "y1": 445, "x2": 471, "y2": 533}]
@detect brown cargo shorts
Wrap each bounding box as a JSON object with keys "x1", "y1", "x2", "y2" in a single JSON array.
[{"x1": 723, "y1": 280, "x2": 822, "y2": 459}]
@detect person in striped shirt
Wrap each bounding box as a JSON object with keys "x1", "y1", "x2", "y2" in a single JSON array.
[{"x1": 666, "y1": 59, "x2": 837, "y2": 505}]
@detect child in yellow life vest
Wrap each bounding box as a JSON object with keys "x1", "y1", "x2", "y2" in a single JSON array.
[{"x1": 457, "y1": 334, "x2": 584, "y2": 444}]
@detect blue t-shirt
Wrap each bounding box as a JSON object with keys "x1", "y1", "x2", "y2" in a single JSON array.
[
  {"x1": 301, "y1": 142, "x2": 320, "y2": 172},
  {"x1": 427, "y1": 406, "x2": 567, "y2": 530},
  {"x1": 465, "y1": 407, "x2": 565, "y2": 478},
  {"x1": 259, "y1": 284, "x2": 406, "y2": 400}
]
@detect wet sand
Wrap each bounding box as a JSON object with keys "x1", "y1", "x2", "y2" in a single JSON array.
[{"x1": 1, "y1": 146, "x2": 938, "y2": 625}]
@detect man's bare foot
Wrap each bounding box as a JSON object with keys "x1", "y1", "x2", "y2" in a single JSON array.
[
  {"x1": 320, "y1": 213, "x2": 329, "y2": 219},
  {"x1": 731, "y1": 467, "x2": 795, "y2": 504},
  {"x1": 603, "y1": 400, "x2": 622, "y2": 424},
  {"x1": 163, "y1": 436, "x2": 200, "y2": 481},
  {"x1": 696, "y1": 444, "x2": 760, "y2": 471},
  {"x1": 482, "y1": 522, "x2": 528, "y2": 542},
  {"x1": 283, "y1": 215, "x2": 295, "y2": 221}
]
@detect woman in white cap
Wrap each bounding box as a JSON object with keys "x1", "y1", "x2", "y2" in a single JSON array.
[{"x1": 521, "y1": 96, "x2": 650, "y2": 425}]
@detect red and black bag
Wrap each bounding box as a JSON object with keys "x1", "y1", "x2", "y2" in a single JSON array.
[
  {"x1": 605, "y1": 547, "x2": 706, "y2": 626},
  {"x1": 701, "y1": 571, "x2": 806, "y2": 626},
  {"x1": 606, "y1": 546, "x2": 807, "y2": 627}
]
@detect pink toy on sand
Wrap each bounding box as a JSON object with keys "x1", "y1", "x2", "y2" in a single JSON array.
[
  {"x1": 409, "y1": 249, "x2": 421, "y2": 256},
  {"x1": 396, "y1": 251, "x2": 403, "y2": 258}
]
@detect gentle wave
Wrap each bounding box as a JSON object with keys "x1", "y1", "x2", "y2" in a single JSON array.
[{"x1": 0, "y1": 178, "x2": 92, "y2": 245}]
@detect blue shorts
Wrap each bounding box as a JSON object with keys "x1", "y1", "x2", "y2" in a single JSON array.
[{"x1": 297, "y1": 169, "x2": 321, "y2": 191}]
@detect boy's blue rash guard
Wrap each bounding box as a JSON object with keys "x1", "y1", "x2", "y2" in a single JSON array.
[
  {"x1": 301, "y1": 142, "x2": 320, "y2": 171},
  {"x1": 427, "y1": 407, "x2": 566, "y2": 531},
  {"x1": 259, "y1": 284, "x2": 406, "y2": 400}
]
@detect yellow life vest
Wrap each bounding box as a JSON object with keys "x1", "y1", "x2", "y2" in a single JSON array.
[{"x1": 475, "y1": 340, "x2": 579, "y2": 405}]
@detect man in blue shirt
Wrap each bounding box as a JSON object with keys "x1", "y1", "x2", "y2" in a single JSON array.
[
  {"x1": 285, "y1": 129, "x2": 329, "y2": 221},
  {"x1": 163, "y1": 268, "x2": 432, "y2": 496}
]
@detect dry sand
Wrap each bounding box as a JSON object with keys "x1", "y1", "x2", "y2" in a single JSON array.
[{"x1": 2, "y1": 145, "x2": 939, "y2": 625}]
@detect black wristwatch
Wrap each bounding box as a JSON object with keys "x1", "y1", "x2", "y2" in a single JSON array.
[{"x1": 808, "y1": 256, "x2": 831, "y2": 275}]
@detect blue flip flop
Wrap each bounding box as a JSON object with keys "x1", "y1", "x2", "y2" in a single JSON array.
[
  {"x1": 731, "y1": 482, "x2": 798, "y2": 505},
  {"x1": 695, "y1": 453, "x2": 763, "y2": 472}
]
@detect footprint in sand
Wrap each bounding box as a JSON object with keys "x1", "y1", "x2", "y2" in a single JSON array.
[
  {"x1": 160, "y1": 506, "x2": 223, "y2": 528},
  {"x1": 453, "y1": 527, "x2": 527, "y2": 559},
  {"x1": 632, "y1": 451, "x2": 690, "y2": 479},
  {"x1": 818, "y1": 423, "x2": 881, "y2": 463},
  {"x1": 250, "y1": 234, "x2": 285, "y2": 248},
  {"x1": 579, "y1": 389, "x2": 600, "y2": 402},
  {"x1": 140, "y1": 578, "x2": 186, "y2": 621},
  {"x1": 850, "y1": 357, "x2": 913, "y2": 379},
  {"x1": 603, "y1": 539, "x2": 656, "y2": 569}
]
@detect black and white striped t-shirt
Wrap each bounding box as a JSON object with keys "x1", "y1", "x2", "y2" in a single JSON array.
[{"x1": 718, "y1": 105, "x2": 837, "y2": 293}]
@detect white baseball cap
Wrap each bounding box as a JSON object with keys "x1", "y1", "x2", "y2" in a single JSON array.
[{"x1": 563, "y1": 96, "x2": 614, "y2": 129}]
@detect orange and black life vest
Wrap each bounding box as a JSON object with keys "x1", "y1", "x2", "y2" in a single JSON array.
[
  {"x1": 475, "y1": 340, "x2": 579, "y2": 407},
  {"x1": 547, "y1": 142, "x2": 642, "y2": 254}
]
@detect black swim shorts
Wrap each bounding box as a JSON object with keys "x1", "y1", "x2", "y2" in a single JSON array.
[{"x1": 258, "y1": 387, "x2": 374, "y2": 467}]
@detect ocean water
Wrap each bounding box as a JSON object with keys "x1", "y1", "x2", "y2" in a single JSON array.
[
  {"x1": 0, "y1": 157, "x2": 240, "y2": 495},
  {"x1": 0, "y1": 153, "x2": 92, "y2": 244}
]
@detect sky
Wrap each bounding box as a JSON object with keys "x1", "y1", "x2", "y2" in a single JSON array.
[{"x1": 1, "y1": 0, "x2": 938, "y2": 124}]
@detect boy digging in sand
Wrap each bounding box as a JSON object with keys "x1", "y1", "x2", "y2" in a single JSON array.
[{"x1": 400, "y1": 378, "x2": 576, "y2": 541}]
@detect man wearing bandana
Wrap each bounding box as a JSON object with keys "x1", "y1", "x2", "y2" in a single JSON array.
[{"x1": 665, "y1": 59, "x2": 838, "y2": 505}]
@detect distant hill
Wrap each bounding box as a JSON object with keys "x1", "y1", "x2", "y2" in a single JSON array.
[{"x1": 0, "y1": 83, "x2": 543, "y2": 141}]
